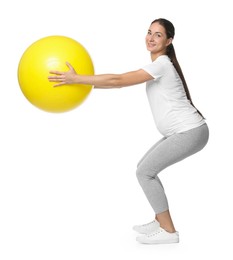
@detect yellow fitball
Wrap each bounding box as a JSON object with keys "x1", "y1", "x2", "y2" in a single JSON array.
[{"x1": 18, "y1": 35, "x2": 94, "y2": 113}]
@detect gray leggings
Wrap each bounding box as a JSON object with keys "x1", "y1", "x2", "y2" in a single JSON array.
[{"x1": 136, "y1": 123, "x2": 209, "y2": 214}]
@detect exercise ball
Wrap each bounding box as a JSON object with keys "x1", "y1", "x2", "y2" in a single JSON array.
[{"x1": 18, "y1": 35, "x2": 94, "y2": 113}]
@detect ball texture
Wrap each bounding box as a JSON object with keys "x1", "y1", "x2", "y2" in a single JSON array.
[{"x1": 18, "y1": 35, "x2": 94, "y2": 113}]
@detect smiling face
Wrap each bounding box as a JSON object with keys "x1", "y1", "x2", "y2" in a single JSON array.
[{"x1": 145, "y1": 22, "x2": 173, "y2": 60}]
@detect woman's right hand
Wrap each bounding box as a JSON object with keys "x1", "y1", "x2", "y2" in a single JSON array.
[{"x1": 48, "y1": 62, "x2": 78, "y2": 87}]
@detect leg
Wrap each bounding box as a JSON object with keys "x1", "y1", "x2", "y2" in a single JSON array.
[
  {"x1": 137, "y1": 137, "x2": 166, "y2": 195},
  {"x1": 136, "y1": 124, "x2": 209, "y2": 232},
  {"x1": 156, "y1": 210, "x2": 176, "y2": 233},
  {"x1": 137, "y1": 137, "x2": 166, "y2": 168}
]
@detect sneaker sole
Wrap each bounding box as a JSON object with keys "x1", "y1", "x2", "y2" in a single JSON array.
[{"x1": 136, "y1": 237, "x2": 179, "y2": 244}]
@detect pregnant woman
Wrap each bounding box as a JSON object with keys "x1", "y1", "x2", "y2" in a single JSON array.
[{"x1": 48, "y1": 18, "x2": 209, "y2": 244}]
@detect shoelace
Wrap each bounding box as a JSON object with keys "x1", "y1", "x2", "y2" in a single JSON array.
[
  {"x1": 147, "y1": 229, "x2": 164, "y2": 237},
  {"x1": 142, "y1": 220, "x2": 156, "y2": 227}
]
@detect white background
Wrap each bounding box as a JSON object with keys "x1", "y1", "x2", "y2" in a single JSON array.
[{"x1": 1, "y1": 0, "x2": 232, "y2": 259}]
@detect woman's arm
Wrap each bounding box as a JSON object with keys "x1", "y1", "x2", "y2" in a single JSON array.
[{"x1": 48, "y1": 62, "x2": 153, "y2": 89}]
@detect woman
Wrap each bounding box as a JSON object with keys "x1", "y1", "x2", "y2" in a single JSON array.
[{"x1": 48, "y1": 18, "x2": 209, "y2": 244}]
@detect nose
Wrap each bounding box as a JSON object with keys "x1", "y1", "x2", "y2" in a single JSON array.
[{"x1": 148, "y1": 34, "x2": 155, "y2": 42}]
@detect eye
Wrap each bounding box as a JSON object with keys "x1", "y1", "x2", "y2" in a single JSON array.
[{"x1": 147, "y1": 30, "x2": 152, "y2": 35}]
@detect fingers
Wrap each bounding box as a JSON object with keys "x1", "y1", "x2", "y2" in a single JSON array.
[
  {"x1": 66, "y1": 61, "x2": 72, "y2": 68},
  {"x1": 53, "y1": 83, "x2": 64, "y2": 87},
  {"x1": 48, "y1": 61, "x2": 75, "y2": 87},
  {"x1": 48, "y1": 75, "x2": 64, "y2": 80},
  {"x1": 66, "y1": 61, "x2": 76, "y2": 72},
  {"x1": 48, "y1": 78, "x2": 65, "y2": 87},
  {"x1": 49, "y1": 70, "x2": 64, "y2": 75},
  {"x1": 48, "y1": 75, "x2": 66, "y2": 87},
  {"x1": 48, "y1": 77, "x2": 63, "y2": 82},
  {"x1": 49, "y1": 61, "x2": 75, "y2": 74}
]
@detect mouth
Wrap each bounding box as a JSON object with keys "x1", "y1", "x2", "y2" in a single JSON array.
[{"x1": 147, "y1": 43, "x2": 156, "y2": 48}]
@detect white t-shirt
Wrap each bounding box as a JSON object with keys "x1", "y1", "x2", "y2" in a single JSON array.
[{"x1": 142, "y1": 55, "x2": 205, "y2": 137}]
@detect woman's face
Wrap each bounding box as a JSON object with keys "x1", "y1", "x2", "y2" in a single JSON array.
[{"x1": 145, "y1": 22, "x2": 172, "y2": 58}]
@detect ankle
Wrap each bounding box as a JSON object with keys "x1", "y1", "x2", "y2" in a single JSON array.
[
  {"x1": 161, "y1": 226, "x2": 176, "y2": 233},
  {"x1": 155, "y1": 210, "x2": 176, "y2": 233}
]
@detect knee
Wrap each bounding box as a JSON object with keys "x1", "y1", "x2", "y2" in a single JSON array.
[
  {"x1": 136, "y1": 167, "x2": 142, "y2": 181},
  {"x1": 136, "y1": 164, "x2": 160, "y2": 182},
  {"x1": 136, "y1": 165, "x2": 150, "y2": 183}
]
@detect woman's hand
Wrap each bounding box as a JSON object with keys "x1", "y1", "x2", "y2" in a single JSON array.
[{"x1": 48, "y1": 62, "x2": 78, "y2": 87}]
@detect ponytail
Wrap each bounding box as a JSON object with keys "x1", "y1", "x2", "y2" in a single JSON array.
[{"x1": 167, "y1": 44, "x2": 205, "y2": 118}]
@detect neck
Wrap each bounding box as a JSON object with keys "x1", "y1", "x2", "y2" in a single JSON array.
[{"x1": 150, "y1": 51, "x2": 167, "y2": 61}]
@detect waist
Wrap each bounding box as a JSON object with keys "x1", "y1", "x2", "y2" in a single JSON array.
[{"x1": 155, "y1": 117, "x2": 206, "y2": 137}]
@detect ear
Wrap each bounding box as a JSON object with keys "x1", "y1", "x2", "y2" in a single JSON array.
[{"x1": 166, "y1": 37, "x2": 173, "y2": 47}]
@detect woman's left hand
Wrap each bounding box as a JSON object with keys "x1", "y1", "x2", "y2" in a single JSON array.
[{"x1": 48, "y1": 62, "x2": 78, "y2": 87}]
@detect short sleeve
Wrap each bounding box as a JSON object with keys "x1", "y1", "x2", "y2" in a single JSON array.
[{"x1": 142, "y1": 56, "x2": 167, "y2": 80}]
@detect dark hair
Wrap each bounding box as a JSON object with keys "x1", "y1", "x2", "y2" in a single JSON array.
[{"x1": 151, "y1": 18, "x2": 204, "y2": 118}]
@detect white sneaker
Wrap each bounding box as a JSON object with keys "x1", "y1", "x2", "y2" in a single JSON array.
[
  {"x1": 133, "y1": 220, "x2": 160, "y2": 234},
  {"x1": 136, "y1": 227, "x2": 179, "y2": 244}
]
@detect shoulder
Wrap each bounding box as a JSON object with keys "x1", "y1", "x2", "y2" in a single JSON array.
[
  {"x1": 142, "y1": 55, "x2": 171, "y2": 79},
  {"x1": 153, "y1": 55, "x2": 171, "y2": 66},
  {"x1": 146, "y1": 55, "x2": 172, "y2": 71}
]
